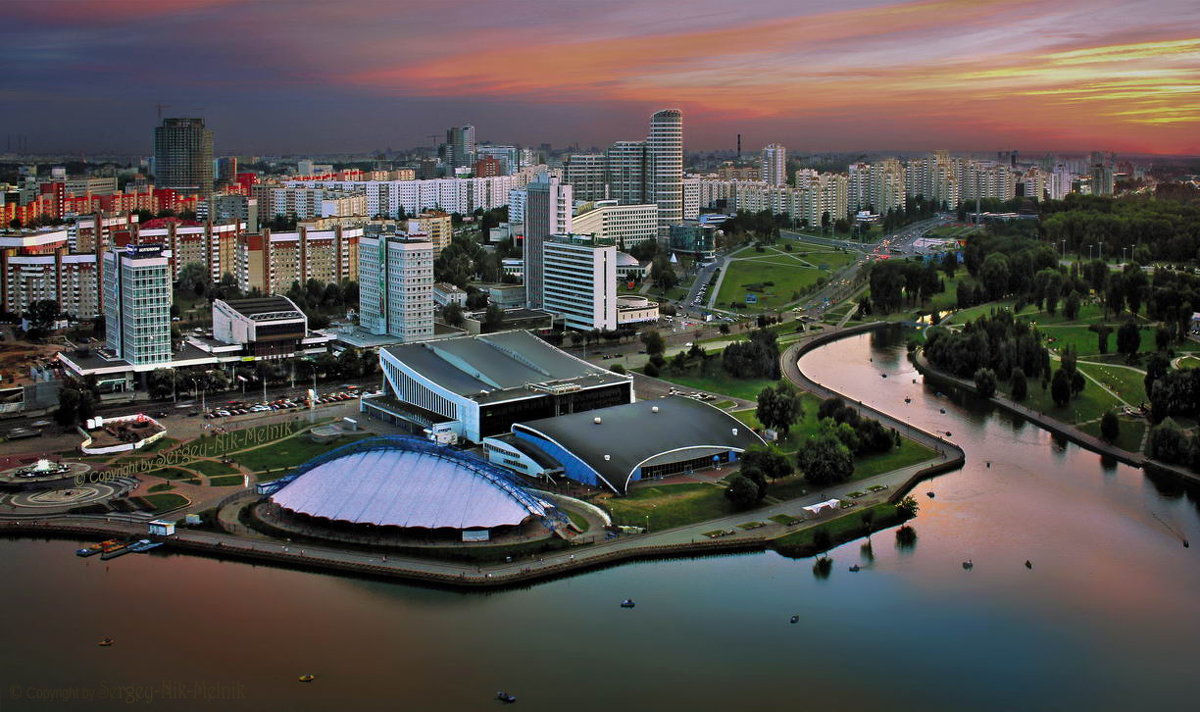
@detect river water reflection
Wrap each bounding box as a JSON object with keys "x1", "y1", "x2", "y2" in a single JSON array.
[{"x1": 2, "y1": 328, "x2": 1198, "y2": 711}]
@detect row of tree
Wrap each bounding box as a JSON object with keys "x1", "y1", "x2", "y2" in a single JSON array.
[{"x1": 1039, "y1": 193, "x2": 1200, "y2": 264}]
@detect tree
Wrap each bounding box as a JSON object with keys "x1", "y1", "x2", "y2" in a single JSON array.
[
  {"x1": 756, "y1": 384, "x2": 803, "y2": 436},
  {"x1": 482, "y1": 304, "x2": 505, "y2": 333},
  {"x1": 895, "y1": 495, "x2": 920, "y2": 520},
  {"x1": 639, "y1": 329, "x2": 665, "y2": 356},
  {"x1": 1116, "y1": 320, "x2": 1140, "y2": 359},
  {"x1": 1090, "y1": 324, "x2": 1112, "y2": 355},
  {"x1": 1010, "y1": 367, "x2": 1028, "y2": 401},
  {"x1": 650, "y1": 255, "x2": 678, "y2": 292},
  {"x1": 724, "y1": 475, "x2": 760, "y2": 509},
  {"x1": 24, "y1": 299, "x2": 61, "y2": 338},
  {"x1": 739, "y1": 448, "x2": 793, "y2": 480},
  {"x1": 1100, "y1": 411, "x2": 1120, "y2": 443},
  {"x1": 973, "y1": 367, "x2": 997, "y2": 398},
  {"x1": 147, "y1": 369, "x2": 175, "y2": 400},
  {"x1": 442, "y1": 302, "x2": 465, "y2": 328},
  {"x1": 1051, "y1": 368, "x2": 1072, "y2": 407},
  {"x1": 1063, "y1": 291, "x2": 1081, "y2": 321},
  {"x1": 1155, "y1": 326, "x2": 1173, "y2": 353},
  {"x1": 797, "y1": 435, "x2": 854, "y2": 486},
  {"x1": 1144, "y1": 353, "x2": 1170, "y2": 401},
  {"x1": 55, "y1": 387, "x2": 79, "y2": 426},
  {"x1": 980, "y1": 253, "x2": 1011, "y2": 301}
]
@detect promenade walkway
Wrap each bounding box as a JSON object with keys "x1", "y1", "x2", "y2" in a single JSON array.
[{"x1": 5, "y1": 323, "x2": 970, "y2": 589}]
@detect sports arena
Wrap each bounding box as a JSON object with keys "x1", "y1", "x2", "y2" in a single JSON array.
[{"x1": 259, "y1": 435, "x2": 562, "y2": 543}]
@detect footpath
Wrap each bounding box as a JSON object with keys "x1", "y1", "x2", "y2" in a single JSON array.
[{"x1": 5, "y1": 323, "x2": 968, "y2": 590}]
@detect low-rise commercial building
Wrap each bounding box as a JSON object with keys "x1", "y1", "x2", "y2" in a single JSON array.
[{"x1": 366, "y1": 330, "x2": 632, "y2": 444}]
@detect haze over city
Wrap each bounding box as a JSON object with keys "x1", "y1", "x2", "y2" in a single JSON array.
[{"x1": 3, "y1": 0, "x2": 1198, "y2": 154}]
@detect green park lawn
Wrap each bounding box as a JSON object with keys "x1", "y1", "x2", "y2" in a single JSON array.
[
  {"x1": 603, "y1": 483, "x2": 734, "y2": 530},
  {"x1": 767, "y1": 438, "x2": 937, "y2": 501},
  {"x1": 1017, "y1": 377, "x2": 1123, "y2": 428},
  {"x1": 207, "y1": 474, "x2": 246, "y2": 487},
  {"x1": 1178, "y1": 356, "x2": 1200, "y2": 369},
  {"x1": 229, "y1": 432, "x2": 369, "y2": 473},
  {"x1": 147, "y1": 467, "x2": 201, "y2": 484},
  {"x1": 141, "y1": 493, "x2": 189, "y2": 511},
  {"x1": 715, "y1": 248, "x2": 854, "y2": 311},
  {"x1": 732, "y1": 397, "x2": 824, "y2": 453},
  {"x1": 650, "y1": 369, "x2": 779, "y2": 401},
  {"x1": 1076, "y1": 362, "x2": 1147, "y2": 405},
  {"x1": 770, "y1": 503, "x2": 905, "y2": 556},
  {"x1": 184, "y1": 459, "x2": 239, "y2": 478}
]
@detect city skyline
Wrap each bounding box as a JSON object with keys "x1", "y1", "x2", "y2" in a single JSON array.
[{"x1": 2, "y1": 0, "x2": 1197, "y2": 156}]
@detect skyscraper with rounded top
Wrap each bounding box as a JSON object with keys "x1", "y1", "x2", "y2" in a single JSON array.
[
  {"x1": 647, "y1": 109, "x2": 683, "y2": 235},
  {"x1": 153, "y1": 118, "x2": 214, "y2": 198}
]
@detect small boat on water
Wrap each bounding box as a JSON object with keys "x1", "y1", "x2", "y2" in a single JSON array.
[
  {"x1": 881, "y1": 373, "x2": 888, "y2": 378},
  {"x1": 962, "y1": 560, "x2": 974, "y2": 570},
  {"x1": 848, "y1": 565, "x2": 861, "y2": 572},
  {"x1": 128, "y1": 540, "x2": 163, "y2": 553},
  {"x1": 1025, "y1": 560, "x2": 1033, "y2": 569},
  {"x1": 939, "y1": 408, "x2": 946, "y2": 414},
  {"x1": 620, "y1": 599, "x2": 636, "y2": 608},
  {"x1": 904, "y1": 397, "x2": 911, "y2": 404},
  {"x1": 789, "y1": 615, "x2": 800, "y2": 624},
  {"x1": 77, "y1": 539, "x2": 118, "y2": 557},
  {"x1": 496, "y1": 691, "x2": 517, "y2": 704},
  {"x1": 926, "y1": 491, "x2": 936, "y2": 498},
  {"x1": 100, "y1": 541, "x2": 131, "y2": 560},
  {"x1": 298, "y1": 675, "x2": 315, "y2": 683},
  {"x1": 98, "y1": 638, "x2": 114, "y2": 647}
]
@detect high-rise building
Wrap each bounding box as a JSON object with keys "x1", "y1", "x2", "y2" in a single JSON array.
[
  {"x1": 445, "y1": 125, "x2": 477, "y2": 170},
  {"x1": 605, "y1": 141, "x2": 649, "y2": 205},
  {"x1": 216, "y1": 156, "x2": 238, "y2": 185},
  {"x1": 475, "y1": 145, "x2": 518, "y2": 175},
  {"x1": 564, "y1": 153, "x2": 609, "y2": 201},
  {"x1": 761, "y1": 144, "x2": 787, "y2": 186},
  {"x1": 104, "y1": 244, "x2": 173, "y2": 367},
  {"x1": 647, "y1": 109, "x2": 683, "y2": 235},
  {"x1": 358, "y1": 231, "x2": 434, "y2": 342},
  {"x1": 522, "y1": 174, "x2": 572, "y2": 309},
  {"x1": 153, "y1": 118, "x2": 214, "y2": 198},
  {"x1": 542, "y1": 233, "x2": 617, "y2": 331}
]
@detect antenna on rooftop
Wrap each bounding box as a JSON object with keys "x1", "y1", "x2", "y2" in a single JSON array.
[{"x1": 155, "y1": 104, "x2": 172, "y2": 120}]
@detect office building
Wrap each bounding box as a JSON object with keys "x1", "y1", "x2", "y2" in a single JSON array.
[
  {"x1": 563, "y1": 154, "x2": 609, "y2": 201},
  {"x1": 522, "y1": 174, "x2": 572, "y2": 309},
  {"x1": 103, "y1": 244, "x2": 173, "y2": 367},
  {"x1": 358, "y1": 230, "x2": 434, "y2": 342},
  {"x1": 571, "y1": 200, "x2": 658, "y2": 249},
  {"x1": 542, "y1": 233, "x2": 617, "y2": 332},
  {"x1": 153, "y1": 118, "x2": 214, "y2": 198},
  {"x1": 647, "y1": 109, "x2": 684, "y2": 234},
  {"x1": 446, "y1": 125, "x2": 477, "y2": 170}
]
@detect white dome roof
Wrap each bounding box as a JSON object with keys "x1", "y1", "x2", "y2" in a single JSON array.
[{"x1": 270, "y1": 444, "x2": 549, "y2": 529}]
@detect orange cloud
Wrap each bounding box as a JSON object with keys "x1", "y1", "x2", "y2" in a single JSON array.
[{"x1": 337, "y1": 0, "x2": 1198, "y2": 152}]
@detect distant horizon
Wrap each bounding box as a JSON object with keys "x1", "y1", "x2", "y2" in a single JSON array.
[{"x1": 2, "y1": 0, "x2": 1196, "y2": 157}]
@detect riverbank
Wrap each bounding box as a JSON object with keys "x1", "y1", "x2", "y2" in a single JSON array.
[
  {"x1": 909, "y1": 347, "x2": 1200, "y2": 488},
  {"x1": 3, "y1": 323, "x2": 966, "y2": 590}
]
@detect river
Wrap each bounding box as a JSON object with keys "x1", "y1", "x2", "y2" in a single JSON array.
[{"x1": 3, "y1": 328, "x2": 1198, "y2": 711}]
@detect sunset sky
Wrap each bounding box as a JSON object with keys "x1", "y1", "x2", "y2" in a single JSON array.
[{"x1": 2, "y1": 0, "x2": 1197, "y2": 155}]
